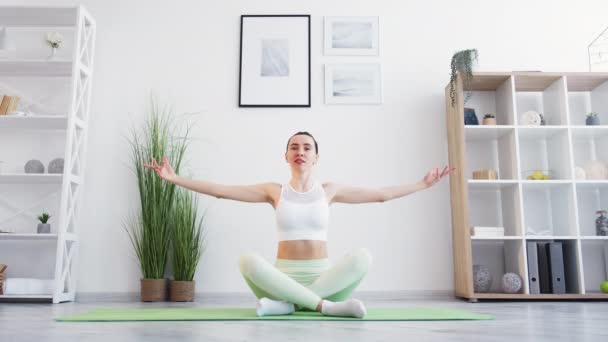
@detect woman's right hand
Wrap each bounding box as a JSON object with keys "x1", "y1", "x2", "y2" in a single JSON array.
[{"x1": 144, "y1": 156, "x2": 176, "y2": 182}]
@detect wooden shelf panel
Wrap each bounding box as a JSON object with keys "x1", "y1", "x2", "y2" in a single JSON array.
[{"x1": 469, "y1": 293, "x2": 608, "y2": 299}]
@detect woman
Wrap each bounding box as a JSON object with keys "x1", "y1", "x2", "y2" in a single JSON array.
[{"x1": 145, "y1": 132, "x2": 453, "y2": 318}]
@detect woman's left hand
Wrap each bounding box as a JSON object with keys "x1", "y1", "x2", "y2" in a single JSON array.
[{"x1": 422, "y1": 166, "x2": 455, "y2": 188}]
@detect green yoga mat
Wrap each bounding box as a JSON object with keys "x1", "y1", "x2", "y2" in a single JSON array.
[{"x1": 56, "y1": 307, "x2": 494, "y2": 322}]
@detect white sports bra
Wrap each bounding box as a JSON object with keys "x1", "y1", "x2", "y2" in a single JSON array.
[{"x1": 275, "y1": 181, "x2": 329, "y2": 241}]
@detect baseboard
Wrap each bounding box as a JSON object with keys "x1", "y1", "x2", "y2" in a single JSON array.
[{"x1": 75, "y1": 290, "x2": 453, "y2": 303}]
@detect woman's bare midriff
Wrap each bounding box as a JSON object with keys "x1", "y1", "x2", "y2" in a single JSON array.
[{"x1": 277, "y1": 240, "x2": 328, "y2": 260}]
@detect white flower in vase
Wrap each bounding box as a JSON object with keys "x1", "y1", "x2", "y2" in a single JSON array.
[{"x1": 45, "y1": 32, "x2": 64, "y2": 60}]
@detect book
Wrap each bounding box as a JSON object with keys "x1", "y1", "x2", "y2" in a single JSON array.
[
  {"x1": 0, "y1": 95, "x2": 10, "y2": 115},
  {"x1": 5, "y1": 96, "x2": 19, "y2": 114}
]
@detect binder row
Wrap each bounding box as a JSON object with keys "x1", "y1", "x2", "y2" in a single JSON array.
[{"x1": 526, "y1": 241, "x2": 573, "y2": 294}]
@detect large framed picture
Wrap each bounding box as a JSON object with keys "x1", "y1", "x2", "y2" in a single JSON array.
[
  {"x1": 324, "y1": 16, "x2": 379, "y2": 56},
  {"x1": 324, "y1": 64, "x2": 383, "y2": 104},
  {"x1": 239, "y1": 15, "x2": 311, "y2": 107}
]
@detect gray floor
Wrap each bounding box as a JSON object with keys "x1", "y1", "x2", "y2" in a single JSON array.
[{"x1": 1, "y1": 294, "x2": 607, "y2": 342}]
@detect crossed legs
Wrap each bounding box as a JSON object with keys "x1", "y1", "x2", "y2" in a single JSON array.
[{"x1": 238, "y1": 248, "x2": 372, "y2": 316}]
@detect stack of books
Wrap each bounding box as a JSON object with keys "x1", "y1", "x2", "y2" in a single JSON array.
[
  {"x1": 0, "y1": 95, "x2": 20, "y2": 115},
  {"x1": 470, "y1": 226, "x2": 505, "y2": 237}
]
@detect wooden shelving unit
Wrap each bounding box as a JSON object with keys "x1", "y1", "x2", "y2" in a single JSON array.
[{"x1": 446, "y1": 72, "x2": 608, "y2": 300}]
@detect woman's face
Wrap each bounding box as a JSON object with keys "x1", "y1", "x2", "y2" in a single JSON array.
[{"x1": 285, "y1": 135, "x2": 318, "y2": 170}]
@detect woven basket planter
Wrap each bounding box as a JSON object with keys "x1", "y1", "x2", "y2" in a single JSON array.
[
  {"x1": 170, "y1": 280, "x2": 195, "y2": 302},
  {"x1": 140, "y1": 278, "x2": 168, "y2": 302}
]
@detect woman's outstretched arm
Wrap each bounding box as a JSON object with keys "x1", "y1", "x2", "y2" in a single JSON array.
[
  {"x1": 326, "y1": 166, "x2": 454, "y2": 204},
  {"x1": 144, "y1": 156, "x2": 277, "y2": 204}
]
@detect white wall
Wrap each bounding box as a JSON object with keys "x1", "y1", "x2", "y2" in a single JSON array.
[{"x1": 5, "y1": 0, "x2": 608, "y2": 294}]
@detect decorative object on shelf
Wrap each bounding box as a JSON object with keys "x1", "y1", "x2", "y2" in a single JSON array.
[
  {"x1": 324, "y1": 63, "x2": 383, "y2": 104},
  {"x1": 589, "y1": 25, "x2": 608, "y2": 71},
  {"x1": 0, "y1": 26, "x2": 16, "y2": 58},
  {"x1": 0, "y1": 95, "x2": 21, "y2": 115},
  {"x1": 526, "y1": 227, "x2": 552, "y2": 236},
  {"x1": 48, "y1": 158, "x2": 64, "y2": 174},
  {"x1": 464, "y1": 107, "x2": 479, "y2": 125},
  {"x1": 524, "y1": 169, "x2": 551, "y2": 180},
  {"x1": 586, "y1": 112, "x2": 600, "y2": 125},
  {"x1": 472, "y1": 169, "x2": 497, "y2": 180},
  {"x1": 601, "y1": 280, "x2": 608, "y2": 293},
  {"x1": 323, "y1": 16, "x2": 379, "y2": 56},
  {"x1": 583, "y1": 160, "x2": 608, "y2": 180},
  {"x1": 482, "y1": 114, "x2": 496, "y2": 125},
  {"x1": 575, "y1": 166, "x2": 587, "y2": 180},
  {"x1": 0, "y1": 264, "x2": 6, "y2": 295},
  {"x1": 596, "y1": 210, "x2": 608, "y2": 236},
  {"x1": 126, "y1": 96, "x2": 190, "y2": 302},
  {"x1": 45, "y1": 32, "x2": 64, "y2": 60},
  {"x1": 501, "y1": 273, "x2": 522, "y2": 294},
  {"x1": 239, "y1": 15, "x2": 310, "y2": 107},
  {"x1": 36, "y1": 211, "x2": 51, "y2": 234},
  {"x1": 520, "y1": 110, "x2": 542, "y2": 126},
  {"x1": 538, "y1": 113, "x2": 546, "y2": 125},
  {"x1": 24, "y1": 159, "x2": 44, "y2": 174},
  {"x1": 170, "y1": 189, "x2": 206, "y2": 302},
  {"x1": 449, "y1": 49, "x2": 478, "y2": 107},
  {"x1": 473, "y1": 264, "x2": 492, "y2": 293}
]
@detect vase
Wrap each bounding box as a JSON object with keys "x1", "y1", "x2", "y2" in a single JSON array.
[
  {"x1": 586, "y1": 116, "x2": 600, "y2": 125},
  {"x1": 140, "y1": 278, "x2": 169, "y2": 302},
  {"x1": 596, "y1": 211, "x2": 608, "y2": 236},
  {"x1": 170, "y1": 280, "x2": 195, "y2": 302},
  {"x1": 37, "y1": 223, "x2": 51, "y2": 234},
  {"x1": 47, "y1": 47, "x2": 57, "y2": 60},
  {"x1": 464, "y1": 108, "x2": 479, "y2": 125}
]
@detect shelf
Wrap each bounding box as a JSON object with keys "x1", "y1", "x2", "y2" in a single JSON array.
[
  {"x1": 469, "y1": 182, "x2": 521, "y2": 236},
  {"x1": 0, "y1": 6, "x2": 78, "y2": 27},
  {"x1": 517, "y1": 126, "x2": 567, "y2": 139},
  {"x1": 518, "y1": 127, "x2": 572, "y2": 180},
  {"x1": 522, "y1": 182, "x2": 577, "y2": 236},
  {"x1": 0, "y1": 60, "x2": 72, "y2": 77},
  {"x1": 0, "y1": 174, "x2": 62, "y2": 184},
  {"x1": 580, "y1": 240, "x2": 608, "y2": 294},
  {"x1": 471, "y1": 236, "x2": 523, "y2": 240},
  {"x1": 0, "y1": 233, "x2": 58, "y2": 241},
  {"x1": 464, "y1": 75, "x2": 515, "y2": 125},
  {"x1": 464, "y1": 125, "x2": 514, "y2": 140},
  {"x1": 471, "y1": 293, "x2": 608, "y2": 299},
  {"x1": 0, "y1": 294, "x2": 52, "y2": 300},
  {"x1": 468, "y1": 180, "x2": 518, "y2": 188},
  {"x1": 472, "y1": 239, "x2": 526, "y2": 294},
  {"x1": 581, "y1": 236, "x2": 608, "y2": 240},
  {"x1": 525, "y1": 236, "x2": 578, "y2": 240},
  {"x1": 567, "y1": 76, "x2": 608, "y2": 125},
  {"x1": 514, "y1": 75, "x2": 568, "y2": 125},
  {"x1": 0, "y1": 115, "x2": 68, "y2": 130}
]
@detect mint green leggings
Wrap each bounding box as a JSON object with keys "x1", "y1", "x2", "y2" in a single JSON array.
[{"x1": 238, "y1": 248, "x2": 372, "y2": 310}]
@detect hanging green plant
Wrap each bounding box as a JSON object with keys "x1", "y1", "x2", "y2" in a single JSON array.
[{"x1": 449, "y1": 49, "x2": 478, "y2": 107}]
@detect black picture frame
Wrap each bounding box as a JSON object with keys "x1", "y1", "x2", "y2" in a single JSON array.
[{"x1": 239, "y1": 15, "x2": 311, "y2": 107}]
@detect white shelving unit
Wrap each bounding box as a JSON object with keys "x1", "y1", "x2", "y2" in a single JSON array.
[
  {"x1": 0, "y1": 5, "x2": 95, "y2": 303},
  {"x1": 446, "y1": 72, "x2": 608, "y2": 300}
]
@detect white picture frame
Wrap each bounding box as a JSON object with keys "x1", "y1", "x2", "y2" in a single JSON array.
[
  {"x1": 324, "y1": 64, "x2": 382, "y2": 104},
  {"x1": 324, "y1": 16, "x2": 379, "y2": 56},
  {"x1": 239, "y1": 15, "x2": 311, "y2": 107}
]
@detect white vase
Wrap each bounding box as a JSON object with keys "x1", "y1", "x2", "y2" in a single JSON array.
[
  {"x1": 0, "y1": 26, "x2": 16, "y2": 58},
  {"x1": 47, "y1": 47, "x2": 57, "y2": 60}
]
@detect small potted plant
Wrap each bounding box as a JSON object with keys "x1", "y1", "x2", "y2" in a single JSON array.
[
  {"x1": 37, "y1": 211, "x2": 51, "y2": 234},
  {"x1": 586, "y1": 112, "x2": 600, "y2": 126},
  {"x1": 482, "y1": 114, "x2": 496, "y2": 125}
]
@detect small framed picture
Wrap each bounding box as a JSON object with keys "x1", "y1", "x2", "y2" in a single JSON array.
[
  {"x1": 324, "y1": 64, "x2": 382, "y2": 104},
  {"x1": 324, "y1": 16, "x2": 379, "y2": 56},
  {"x1": 239, "y1": 15, "x2": 311, "y2": 107}
]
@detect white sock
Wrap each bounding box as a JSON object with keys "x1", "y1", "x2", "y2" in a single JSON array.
[
  {"x1": 256, "y1": 297, "x2": 295, "y2": 316},
  {"x1": 320, "y1": 299, "x2": 367, "y2": 318}
]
